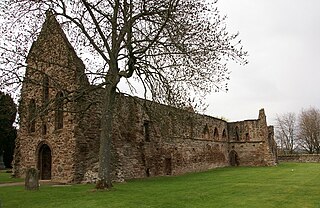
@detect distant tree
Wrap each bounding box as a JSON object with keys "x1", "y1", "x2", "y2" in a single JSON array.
[
  {"x1": 0, "y1": 0, "x2": 247, "y2": 188},
  {"x1": 275, "y1": 113, "x2": 297, "y2": 154},
  {"x1": 297, "y1": 107, "x2": 320, "y2": 154},
  {"x1": 0, "y1": 91, "x2": 17, "y2": 168}
]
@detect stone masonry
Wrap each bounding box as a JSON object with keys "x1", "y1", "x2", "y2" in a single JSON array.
[{"x1": 13, "y1": 12, "x2": 277, "y2": 183}]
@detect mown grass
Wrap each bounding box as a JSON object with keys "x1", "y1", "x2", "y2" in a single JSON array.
[
  {"x1": 0, "y1": 163, "x2": 320, "y2": 208},
  {"x1": 0, "y1": 171, "x2": 23, "y2": 184}
]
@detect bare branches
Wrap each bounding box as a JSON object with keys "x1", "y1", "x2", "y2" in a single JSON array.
[
  {"x1": 275, "y1": 113, "x2": 297, "y2": 154},
  {"x1": 298, "y1": 107, "x2": 320, "y2": 154},
  {"x1": 0, "y1": 0, "x2": 249, "y2": 190},
  {"x1": 1, "y1": 0, "x2": 247, "y2": 110},
  {"x1": 276, "y1": 108, "x2": 320, "y2": 155}
]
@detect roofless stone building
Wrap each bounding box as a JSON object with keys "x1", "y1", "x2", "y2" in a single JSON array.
[{"x1": 13, "y1": 13, "x2": 277, "y2": 183}]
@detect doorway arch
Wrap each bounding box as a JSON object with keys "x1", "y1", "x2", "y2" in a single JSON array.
[{"x1": 38, "y1": 144, "x2": 52, "y2": 180}]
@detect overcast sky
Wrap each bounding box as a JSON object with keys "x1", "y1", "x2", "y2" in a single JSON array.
[
  {"x1": 2, "y1": 1, "x2": 320, "y2": 126},
  {"x1": 205, "y1": 0, "x2": 320, "y2": 124}
]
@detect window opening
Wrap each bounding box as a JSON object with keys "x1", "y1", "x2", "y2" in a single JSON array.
[
  {"x1": 235, "y1": 126, "x2": 240, "y2": 141},
  {"x1": 222, "y1": 129, "x2": 227, "y2": 138},
  {"x1": 143, "y1": 120, "x2": 150, "y2": 142},
  {"x1": 42, "y1": 123, "x2": 47, "y2": 135},
  {"x1": 214, "y1": 127, "x2": 219, "y2": 140},
  {"x1": 203, "y1": 124, "x2": 209, "y2": 140},
  {"x1": 245, "y1": 133, "x2": 250, "y2": 141},
  {"x1": 42, "y1": 74, "x2": 49, "y2": 103},
  {"x1": 28, "y1": 99, "x2": 36, "y2": 132},
  {"x1": 55, "y1": 92, "x2": 64, "y2": 129}
]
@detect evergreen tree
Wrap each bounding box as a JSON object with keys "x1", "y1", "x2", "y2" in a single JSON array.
[{"x1": 0, "y1": 91, "x2": 17, "y2": 168}]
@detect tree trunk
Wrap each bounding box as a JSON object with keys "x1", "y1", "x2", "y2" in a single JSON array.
[{"x1": 95, "y1": 70, "x2": 120, "y2": 189}]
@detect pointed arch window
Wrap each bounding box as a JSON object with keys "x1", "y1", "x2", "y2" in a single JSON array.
[
  {"x1": 214, "y1": 127, "x2": 219, "y2": 140},
  {"x1": 222, "y1": 129, "x2": 227, "y2": 139},
  {"x1": 55, "y1": 92, "x2": 64, "y2": 129},
  {"x1": 28, "y1": 99, "x2": 36, "y2": 133},
  {"x1": 203, "y1": 124, "x2": 210, "y2": 140}
]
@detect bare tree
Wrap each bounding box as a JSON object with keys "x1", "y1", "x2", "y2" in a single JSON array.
[
  {"x1": 275, "y1": 112, "x2": 297, "y2": 154},
  {"x1": 298, "y1": 107, "x2": 320, "y2": 154},
  {"x1": 0, "y1": 0, "x2": 247, "y2": 189}
]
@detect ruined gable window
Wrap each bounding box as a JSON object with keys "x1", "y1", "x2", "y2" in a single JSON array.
[
  {"x1": 55, "y1": 92, "x2": 64, "y2": 130},
  {"x1": 42, "y1": 74, "x2": 49, "y2": 103},
  {"x1": 28, "y1": 99, "x2": 36, "y2": 133},
  {"x1": 143, "y1": 120, "x2": 150, "y2": 142},
  {"x1": 213, "y1": 127, "x2": 219, "y2": 140}
]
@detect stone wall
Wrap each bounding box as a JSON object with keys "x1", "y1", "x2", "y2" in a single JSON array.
[
  {"x1": 79, "y1": 94, "x2": 276, "y2": 183},
  {"x1": 80, "y1": 94, "x2": 230, "y2": 182},
  {"x1": 278, "y1": 154, "x2": 320, "y2": 163},
  {"x1": 227, "y1": 109, "x2": 277, "y2": 167},
  {"x1": 13, "y1": 12, "x2": 277, "y2": 184},
  {"x1": 13, "y1": 11, "x2": 89, "y2": 183}
]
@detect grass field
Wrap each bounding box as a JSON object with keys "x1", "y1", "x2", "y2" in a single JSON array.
[
  {"x1": 0, "y1": 163, "x2": 319, "y2": 208},
  {"x1": 0, "y1": 171, "x2": 23, "y2": 184}
]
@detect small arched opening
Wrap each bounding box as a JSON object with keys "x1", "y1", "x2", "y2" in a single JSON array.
[
  {"x1": 229, "y1": 150, "x2": 239, "y2": 166},
  {"x1": 203, "y1": 124, "x2": 210, "y2": 140},
  {"x1": 38, "y1": 144, "x2": 52, "y2": 180},
  {"x1": 222, "y1": 129, "x2": 227, "y2": 139},
  {"x1": 213, "y1": 127, "x2": 219, "y2": 140}
]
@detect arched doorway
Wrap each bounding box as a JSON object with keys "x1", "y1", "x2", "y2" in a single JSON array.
[
  {"x1": 38, "y1": 144, "x2": 52, "y2": 180},
  {"x1": 229, "y1": 150, "x2": 239, "y2": 166}
]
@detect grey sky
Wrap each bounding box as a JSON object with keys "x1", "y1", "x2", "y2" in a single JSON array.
[
  {"x1": 2, "y1": 1, "x2": 319, "y2": 125},
  {"x1": 207, "y1": 0, "x2": 320, "y2": 124}
]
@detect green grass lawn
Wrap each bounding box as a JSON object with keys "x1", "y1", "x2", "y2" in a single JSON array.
[
  {"x1": 0, "y1": 171, "x2": 23, "y2": 184},
  {"x1": 0, "y1": 163, "x2": 320, "y2": 208}
]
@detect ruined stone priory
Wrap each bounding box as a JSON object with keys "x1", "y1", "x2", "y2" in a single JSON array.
[{"x1": 13, "y1": 12, "x2": 277, "y2": 183}]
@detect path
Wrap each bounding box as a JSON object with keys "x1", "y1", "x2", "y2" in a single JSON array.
[{"x1": 0, "y1": 180, "x2": 69, "y2": 187}]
